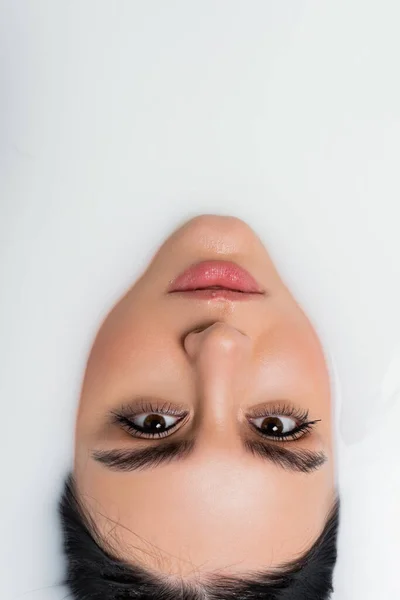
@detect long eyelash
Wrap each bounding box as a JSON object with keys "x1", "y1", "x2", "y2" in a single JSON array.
[
  {"x1": 111, "y1": 401, "x2": 188, "y2": 439},
  {"x1": 111, "y1": 400, "x2": 187, "y2": 421},
  {"x1": 115, "y1": 415, "x2": 181, "y2": 439},
  {"x1": 248, "y1": 403, "x2": 310, "y2": 422},
  {"x1": 253, "y1": 420, "x2": 320, "y2": 442},
  {"x1": 247, "y1": 403, "x2": 321, "y2": 442},
  {"x1": 112, "y1": 401, "x2": 319, "y2": 441}
]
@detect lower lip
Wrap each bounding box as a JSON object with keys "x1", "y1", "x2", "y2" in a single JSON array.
[
  {"x1": 168, "y1": 260, "x2": 264, "y2": 298},
  {"x1": 169, "y1": 289, "x2": 262, "y2": 301}
]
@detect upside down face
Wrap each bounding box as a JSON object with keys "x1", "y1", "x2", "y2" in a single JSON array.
[{"x1": 74, "y1": 214, "x2": 335, "y2": 580}]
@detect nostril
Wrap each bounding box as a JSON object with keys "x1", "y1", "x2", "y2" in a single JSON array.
[
  {"x1": 191, "y1": 326, "x2": 208, "y2": 334},
  {"x1": 180, "y1": 322, "x2": 215, "y2": 348},
  {"x1": 182, "y1": 322, "x2": 250, "y2": 356},
  {"x1": 189, "y1": 321, "x2": 218, "y2": 335}
]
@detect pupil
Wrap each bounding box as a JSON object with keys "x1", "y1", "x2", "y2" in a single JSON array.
[
  {"x1": 261, "y1": 417, "x2": 283, "y2": 435},
  {"x1": 143, "y1": 414, "x2": 166, "y2": 431}
]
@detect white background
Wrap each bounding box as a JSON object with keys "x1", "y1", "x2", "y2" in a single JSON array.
[{"x1": 1, "y1": 2, "x2": 400, "y2": 598}]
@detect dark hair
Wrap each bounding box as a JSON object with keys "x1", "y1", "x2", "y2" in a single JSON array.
[{"x1": 59, "y1": 474, "x2": 339, "y2": 599}]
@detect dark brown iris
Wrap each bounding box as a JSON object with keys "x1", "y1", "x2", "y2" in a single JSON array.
[
  {"x1": 260, "y1": 416, "x2": 284, "y2": 435},
  {"x1": 143, "y1": 414, "x2": 167, "y2": 432}
]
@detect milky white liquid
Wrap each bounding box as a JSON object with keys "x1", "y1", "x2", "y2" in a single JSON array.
[{"x1": 1, "y1": 3, "x2": 399, "y2": 598}]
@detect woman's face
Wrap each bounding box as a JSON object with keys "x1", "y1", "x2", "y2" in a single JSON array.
[{"x1": 74, "y1": 215, "x2": 335, "y2": 579}]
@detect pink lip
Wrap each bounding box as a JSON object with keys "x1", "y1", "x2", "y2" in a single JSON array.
[{"x1": 168, "y1": 260, "x2": 264, "y2": 296}]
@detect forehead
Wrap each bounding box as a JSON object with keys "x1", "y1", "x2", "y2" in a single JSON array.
[{"x1": 75, "y1": 453, "x2": 335, "y2": 576}]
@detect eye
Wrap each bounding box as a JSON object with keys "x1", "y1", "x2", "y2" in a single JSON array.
[
  {"x1": 248, "y1": 414, "x2": 317, "y2": 441},
  {"x1": 117, "y1": 412, "x2": 187, "y2": 439},
  {"x1": 133, "y1": 413, "x2": 178, "y2": 433}
]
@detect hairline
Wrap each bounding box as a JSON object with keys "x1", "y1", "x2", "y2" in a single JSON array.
[{"x1": 62, "y1": 472, "x2": 339, "y2": 588}]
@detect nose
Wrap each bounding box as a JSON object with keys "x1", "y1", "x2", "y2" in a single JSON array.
[
  {"x1": 184, "y1": 322, "x2": 252, "y2": 431},
  {"x1": 184, "y1": 321, "x2": 251, "y2": 366},
  {"x1": 183, "y1": 322, "x2": 252, "y2": 447}
]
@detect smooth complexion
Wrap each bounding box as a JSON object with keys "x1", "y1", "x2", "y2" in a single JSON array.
[{"x1": 74, "y1": 215, "x2": 335, "y2": 581}]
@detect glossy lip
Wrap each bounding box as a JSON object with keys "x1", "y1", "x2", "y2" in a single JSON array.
[
  {"x1": 168, "y1": 289, "x2": 263, "y2": 301},
  {"x1": 168, "y1": 260, "x2": 265, "y2": 299}
]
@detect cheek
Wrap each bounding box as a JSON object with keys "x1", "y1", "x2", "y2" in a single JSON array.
[
  {"x1": 76, "y1": 313, "x2": 191, "y2": 445},
  {"x1": 82, "y1": 311, "x2": 181, "y2": 400},
  {"x1": 255, "y1": 315, "x2": 331, "y2": 400}
]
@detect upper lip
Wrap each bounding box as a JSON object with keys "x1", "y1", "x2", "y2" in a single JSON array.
[{"x1": 168, "y1": 260, "x2": 265, "y2": 294}]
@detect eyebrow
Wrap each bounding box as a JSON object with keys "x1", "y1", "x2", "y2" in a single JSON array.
[
  {"x1": 93, "y1": 440, "x2": 195, "y2": 472},
  {"x1": 244, "y1": 440, "x2": 326, "y2": 473},
  {"x1": 92, "y1": 438, "x2": 326, "y2": 474}
]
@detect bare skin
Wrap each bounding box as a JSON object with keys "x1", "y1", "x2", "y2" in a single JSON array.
[{"x1": 74, "y1": 214, "x2": 335, "y2": 582}]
